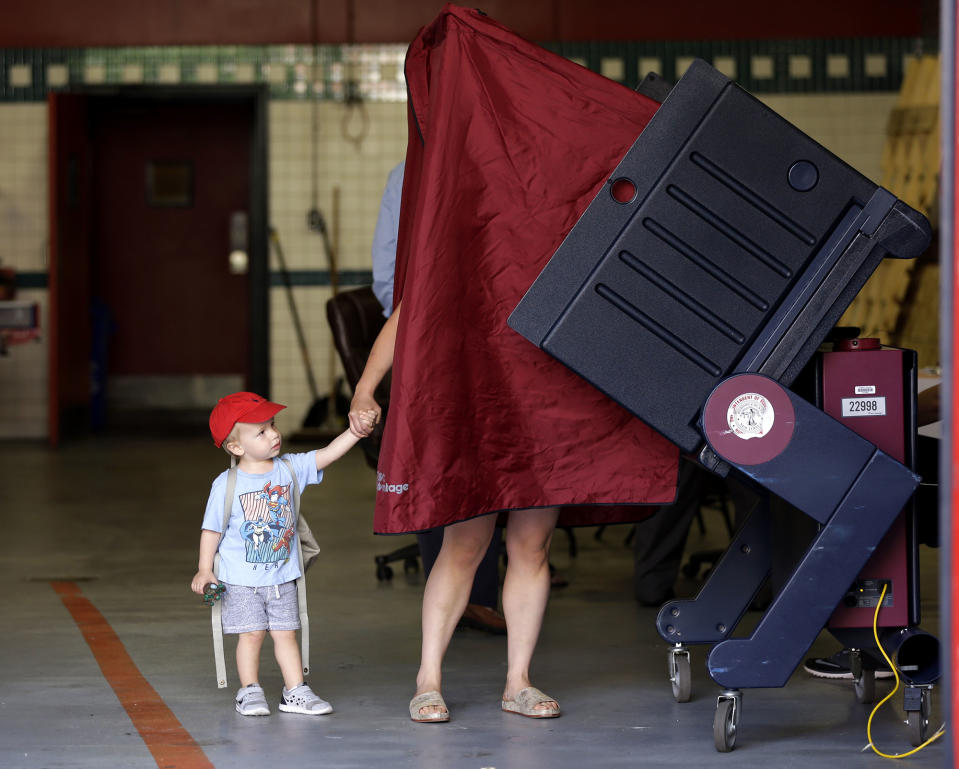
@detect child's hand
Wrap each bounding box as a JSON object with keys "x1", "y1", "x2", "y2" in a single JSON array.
[
  {"x1": 191, "y1": 569, "x2": 217, "y2": 595},
  {"x1": 356, "y1": 409, "x2": 378, "y2": 433},
  {"x1": 349, "y1": 397, "x2": 380, "y2": 437}
]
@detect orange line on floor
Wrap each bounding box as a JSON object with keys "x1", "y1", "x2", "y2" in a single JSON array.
[{"x1": 51, "y1": 580, "x2": 214, "y2": 769}]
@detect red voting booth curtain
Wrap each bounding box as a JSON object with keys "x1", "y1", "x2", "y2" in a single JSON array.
[{"x1": 373, "y1": 4, "x2": 678, "y2": 534}]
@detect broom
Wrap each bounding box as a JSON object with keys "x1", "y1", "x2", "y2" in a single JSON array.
[{"x1": 269, "y1": 227, "x2": 329, "y2": 428}]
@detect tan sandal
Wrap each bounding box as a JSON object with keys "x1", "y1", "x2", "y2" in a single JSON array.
[
  {"x1": 409, "y1": 690, "x2": 450, "y2": 723},
  {"x1": 501, "y1": 686, "x2": 560, "y2": 718}
]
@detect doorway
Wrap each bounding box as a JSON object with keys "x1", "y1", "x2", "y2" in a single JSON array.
[{"x1": 48, "y1": 87, "x2": 269, "y2": 443}]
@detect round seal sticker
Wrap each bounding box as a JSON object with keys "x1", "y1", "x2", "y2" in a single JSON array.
[
  {"x1": 727, "y1": 392, "x2": 774, "y2": 440},
  {"x1": 702, "y1": 374, "x2": 795, "y2": 466}
]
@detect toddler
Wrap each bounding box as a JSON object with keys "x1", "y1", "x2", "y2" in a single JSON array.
[{"x1": 191, "y1": 391, "x2": 373, "y2": 716}]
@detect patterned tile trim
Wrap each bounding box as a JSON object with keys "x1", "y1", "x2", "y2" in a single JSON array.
[{"x1": 0, "y1": 37, "x2": 934, "y2": 102}]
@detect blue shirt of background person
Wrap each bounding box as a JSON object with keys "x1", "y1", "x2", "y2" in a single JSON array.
[{"x1": 371, "y1": 161, "x2": 405, "y2": 317}]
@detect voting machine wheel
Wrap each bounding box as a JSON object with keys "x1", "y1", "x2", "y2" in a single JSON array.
[
  {"x1": 906, "y1": 687, "x2": 931, "y2": 747},
  {"x1": 668, "y1": 645, "x2": 692, "y2": 703},
  {"x1": 854, "y1": 670, "x2": 876, "y2": 704},
  {"x1": 849, "y1": 649, "x2": 876, "y2": 704},
  {"x1": 713, "y1": 690, "x2": 741, "y2": 752},
  {"x1": 374, "y1": 557, "x2": 394, "y2": 581}
]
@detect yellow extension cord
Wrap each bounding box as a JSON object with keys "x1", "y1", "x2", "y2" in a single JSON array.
[{"x1": 864, "y1": 583, "x2": 945, "y2": 758}]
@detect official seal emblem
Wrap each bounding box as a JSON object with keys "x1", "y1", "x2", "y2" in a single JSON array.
[{"x1": 727, "y1": 392, "x2": 775, "y2": 440}]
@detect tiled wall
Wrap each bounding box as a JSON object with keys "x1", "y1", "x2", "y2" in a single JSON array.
[
  {"x1": 268, "y1": 99, "x2": 407, "y2": 436},
  {"x1": 762, "y1": 92, "x2": 898, "y2": 180},
  {"x1": 0, "y1": 39, "x2": 921, "y2": 440},
  {"x1": 1, "y1": 104, "x2": 47, "y2": 273},
  {"x1": 0, "y1": 286, "x2": 46, "y2": 437},
  {"x1": 0, "y1": 98, "x2": 410, "y2": 440},
  {"x1": 0, "y1": 104, "x2": 48, "y2": 438}
]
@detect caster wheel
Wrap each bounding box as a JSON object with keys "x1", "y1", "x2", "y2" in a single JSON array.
[
  {"x1": 668, "y1": 648, "x2": 691, "y2": 703},
  {"x1": 375, "y1": 563, "x2": 394, "y2": 581},
  {"x1": 403, "y1": 556, "x2": 419, "y2": 574},
  {"x1": 713, "y1": 695, "x2": 739, "y2": 752},
  {"x1": 854, "y1": 669, "x2": 876, "y2": 704},
  {"x1": 907, "y1": 689, "x2": 931, "y2": 747}
]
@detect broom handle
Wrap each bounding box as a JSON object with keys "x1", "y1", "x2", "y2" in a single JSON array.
[
  {"x1": 326, "y1": 187, "x2": 340, "y2": 419},
  {"x1": 270, "y1": 228, "x2": 320, "y2": 399},
  {"x1": 329, "y1": 187, "x2": 340, "y2": 296}
]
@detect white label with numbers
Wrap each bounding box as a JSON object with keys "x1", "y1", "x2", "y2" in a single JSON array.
[{"x1": 841, "y1": 396, "x2": 886, "y2": 417}]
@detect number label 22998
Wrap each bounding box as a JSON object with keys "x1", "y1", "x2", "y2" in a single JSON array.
[{"x1": 841, "y1": 396, "x2": 886, "y2": 417}]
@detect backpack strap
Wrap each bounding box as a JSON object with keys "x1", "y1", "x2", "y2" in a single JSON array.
[
  {"x1": 209, "y1": 457, "x2": 311, "y2": 688},
  {"x1": 280, "y1": 457, "x2": 310, "y2": 679},
  {"x1": 211, "y1": 462, "x2": 237, "y2": 688}
]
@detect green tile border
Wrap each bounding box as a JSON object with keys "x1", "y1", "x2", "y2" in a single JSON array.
[
  {"x1": 15, "y1": 272, "x2": 48, "y2": 289},
  {"x1": 268, "y1": 269, "x2": 373, "y2": 287},
  {"x1": 17, "y1": 269, "x2": 375, "y2": 289},
  {"x1": 0, "y1": 43, "x2": 410, "y2": 101},
  {"x1": 546, "y1": 36, "x2": 937, "y2": 93},
  {"x1": 0, "y1": 36, "x2": 936, "y2": 102}
]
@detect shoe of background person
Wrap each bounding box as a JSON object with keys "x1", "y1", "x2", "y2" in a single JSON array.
[
  {"x1": 235, "y1": 683, "x2": 271, "y2": 716},
  {"x1": 278, "y1": 683, "x2": 333, "y2": 715},
  {"x1": 458, "y1": 603, "x2": 507, "y2": 635},
  {"x1": 803, "y1": 649, "x2": 894, "y2": 680},
  {"x1": 637, "y1": 588, "x2": 675, "y2": 608}
]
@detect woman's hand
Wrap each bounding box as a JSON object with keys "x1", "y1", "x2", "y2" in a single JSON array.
[{"x1": 349, "y1": 393, "x2": 381, "y2": 437}]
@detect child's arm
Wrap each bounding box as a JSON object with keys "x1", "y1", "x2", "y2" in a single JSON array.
[
  {"x1": 190, "y1": 529, "x2": 221, "y2": 594},
  {"x1": 313, "y1": 418, "x2": 373, "y2": 471}
]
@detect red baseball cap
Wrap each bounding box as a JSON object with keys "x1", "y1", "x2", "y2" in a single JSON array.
[{"x1": 209, "y1": 391, "x2": 285, "y2": 447}]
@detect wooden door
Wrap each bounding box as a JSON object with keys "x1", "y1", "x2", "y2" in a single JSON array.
[{"x1": 89, "y1": 97, "x2": 254, "y2": 418}]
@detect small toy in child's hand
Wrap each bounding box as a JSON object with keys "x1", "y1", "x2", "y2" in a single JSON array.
[{"x1": 203, "y1": 582, "x2": 226, "y2": 606}]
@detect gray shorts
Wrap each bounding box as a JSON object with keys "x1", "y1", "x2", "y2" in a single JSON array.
[{"x1": 221, "y1": 581, "x2": 300, "y2": 634}]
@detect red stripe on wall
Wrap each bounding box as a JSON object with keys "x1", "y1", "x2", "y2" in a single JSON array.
[
  {"x1": 1, "y1": 0, "x2": 924, "y2": 47},
  {"x1": 51, "y1": 581, "x2": 214, "y2": 769}
]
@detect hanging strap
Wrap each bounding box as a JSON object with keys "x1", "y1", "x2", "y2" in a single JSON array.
[
  {"x1": 211, "y1": 459, "x2": 237, "y2": 689},
  {"x1": 210, "y1": 457, "x2": 310, "y2": 688},
  {"x1": 280, "y1": 457, "x2": 310, "y2": 679}
]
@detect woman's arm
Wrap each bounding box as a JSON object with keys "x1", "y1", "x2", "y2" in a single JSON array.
[{"x1": 348, "y1": 301, "x2": 401, "y2": 436}]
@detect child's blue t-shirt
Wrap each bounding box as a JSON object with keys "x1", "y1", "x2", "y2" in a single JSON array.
[{"x1": 202, "y1": 451, "x2": 321, "y2": 587}]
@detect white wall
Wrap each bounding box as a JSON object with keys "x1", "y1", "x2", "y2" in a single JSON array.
[{"x1": 0, "y1": 90, "x2": 898, "y2": 439}]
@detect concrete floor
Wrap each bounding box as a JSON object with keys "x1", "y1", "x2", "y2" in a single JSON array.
[{"x1": 0, "y1": 434, "x2": 945, "y2": 768}]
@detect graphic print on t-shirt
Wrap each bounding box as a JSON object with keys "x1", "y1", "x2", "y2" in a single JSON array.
[{"x1": 237, "y1": 481, "x2": 294, "y2": 564}]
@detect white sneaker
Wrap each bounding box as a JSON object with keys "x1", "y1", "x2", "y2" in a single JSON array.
[
  {"x1": 235, "y1": 683, "x2": 270, "y2": 716},
  {"x1": 279, "y1": 683, "x2": 333, "y2": 715}
]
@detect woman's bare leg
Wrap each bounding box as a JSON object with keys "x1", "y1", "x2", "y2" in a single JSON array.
[
  {"x1": 414, "y1": 514, "x2": 498, "y2": 717},
  {"x1": 501, "y1": 507, "x2": 561, "y2": 714}
]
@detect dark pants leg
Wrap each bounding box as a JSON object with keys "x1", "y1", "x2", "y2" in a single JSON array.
[
  {"x1": 632, "y1": 458, "x2": 705, "y2": 604},
  {"x1": 416, "y1": 526, "x2": 502, "y2": 609}
]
